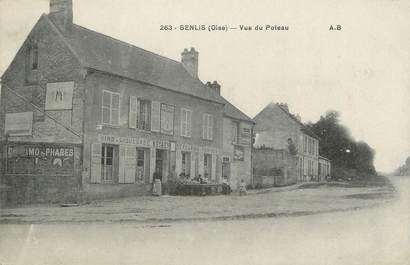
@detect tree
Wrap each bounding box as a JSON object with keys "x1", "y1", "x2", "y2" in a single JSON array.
[{"x1": 308, "y1": 111, "x2": 376, "y2": 176}]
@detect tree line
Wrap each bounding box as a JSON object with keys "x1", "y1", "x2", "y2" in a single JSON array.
[
  {"x1": 307, "y1": 111, "x2": 376, "y2": 179},
  {"x1": 394, "y1": 157, "x2": 410, "y2": 176}
]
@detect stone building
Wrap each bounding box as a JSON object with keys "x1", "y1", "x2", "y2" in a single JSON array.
[
  {"x1": 253, "y1": 102, "x2": 326, "y2": 182},
  {"x1": 0, "y1": 0, "x2": 252, "y2": 204},
  {"x1": 318, "y1": 156, "x2": 331, "y2": 181},
  {"x1": 218, "y1": 94, "x2": 254, "y2": 190}
]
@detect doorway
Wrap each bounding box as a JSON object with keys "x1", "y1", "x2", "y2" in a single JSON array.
[
  {"x1": 222, "y1": 162, "x2": 231, "y2": 182},
  {"x1": 155, "y1": 149, "x2": 167, "y2": 181}
]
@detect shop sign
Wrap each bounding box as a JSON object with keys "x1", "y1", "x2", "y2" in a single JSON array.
[
  {"x1": 5, "y1": 112, "x2": 33, "y2": 136},
  {"x1": 99, "y1": 135, "x2": 154, "y2": 148},
  {"x1": 45, "y1": 81, "x2": 74, "y2": 110},
  {"x1": 240, "y1": 127, "x2": 252, "y2": 145},
  {"x1": 233, "y1": 145, "x2": 245, "y2": 161},
  {"x1": 99, "y1": 134, "x2": 219, "y2": 154},
  {"x1": 178, "y1": 143, "x2": 219, "y2": 154},
  {"x1": 7, "y1": 144, "x2": 75, "y2": 175}
]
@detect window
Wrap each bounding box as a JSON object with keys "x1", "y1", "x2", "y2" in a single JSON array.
[
  {"x1": 102, "y1": 90, "x2": 120, "y2": 126},
  {"x1": 204, "y1": 154, "x2": 212, "y2": 178},
  {"x1": 29, "y1": 44, "x2": 38, "y2": 70},
  {"x1": 202, "y1": 113, "x2": 213, "y2": 140},
  {"x1": 181, "y1": 108, "x2": 192, "y2": 137},
  {"x1": 231, "y1": 121, "x2": 239, "y2": 144},
  {"x1": 138, "y1": 100, "x2": 151, "y2": 130},
  {"x1": 101, "y1": 144, "x2": 115, "y2": 182},
  {"x1": 181, "y1": 152, "x2": 191, "y2": 175},
  {"x1": 303, "y1": 135, "x2": 307, "y2": 153},
  {"x1": 136, "y1": 149, "x2": 146, "y2": 182}
]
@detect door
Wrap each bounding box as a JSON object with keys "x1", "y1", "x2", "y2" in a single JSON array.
[
  {"x1": 101, "y1": 144, "x2": 115, "y2": 183},
  {"x1": 222, "y1": 162, "x2": 231, "y2": 182},
  {"x1": 155, "y1": 149, "x2": 163, "y2": 180}
]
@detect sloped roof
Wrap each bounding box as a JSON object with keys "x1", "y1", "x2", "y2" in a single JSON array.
[
  {"x1": 254, "y1": 102, "x2": 319, "y2": 139},
  {"x1": 51, "y1": 18, "x2": 223, "y2": 103},
  {"x1": 221, "y1": 97, "x2": 254, "y2": 123},
  {"x1": 276, "y1": 103, "x2": 319, "y2": 139}
]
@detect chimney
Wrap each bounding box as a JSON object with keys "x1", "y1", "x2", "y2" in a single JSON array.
[
  {"x1": 212, "y1": 81, "x2": 221, "y2": 95},
  {"x1": 295, "y1": 114, "x2": 301, "y2": 122},
  {"x1": 49, "y1": 0, "x2": 73, "y2": 33},
  {"x1": 278, "y1": 103, "x2": 289, "y2": 113},
  {"x1": 206, "y1": 81, "x2": 221, "y2": 95},
  {"x1": 181, "y1": 47, "x2": 199, "y2": 79}
]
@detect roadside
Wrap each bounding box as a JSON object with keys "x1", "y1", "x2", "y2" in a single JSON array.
[{"x1": 0, "y1": 180, "x2": 396, "y2": 224}]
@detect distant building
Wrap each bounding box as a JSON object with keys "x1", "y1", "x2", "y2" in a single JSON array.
[
  {"x1": 318, "y1": 156, "x2": 331, "y2": 181},
  {"x1": 0, "y1": 0, "x2": 252, "y2": 204},
  {"x1": 253, "y1": 102, "x2": 325, "y2": 182}
]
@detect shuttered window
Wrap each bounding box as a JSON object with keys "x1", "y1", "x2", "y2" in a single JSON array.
[
  {"x1": 129, "y1": 96, "x2": 138, "y2": 129},
  {"x1": 102, "y1": 90, "x2": 120, "y2": 126},
  {"x1": 202, "y1": 113, "x2": 213, "y2": 140},
  {"x1": 181, "y1": 108, "x2": 192, "y2": 137},
  {"x1": 151, "y1": 101, "x2": 161, "y2": 132}
]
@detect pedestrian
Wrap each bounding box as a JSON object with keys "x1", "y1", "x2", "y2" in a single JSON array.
[
  {"x1": 152, "y1": 171, "x2": 162, "y2": 196},
  {"x1": 222, "y1": 176, "x2": 231, "y2": 195},
  {"x1": 239, "y1": 179, "x2": 247, "y2": 196}
]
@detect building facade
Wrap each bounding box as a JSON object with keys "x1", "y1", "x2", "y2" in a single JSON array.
[
  {"x1": 253, "y1": 102, "x2": 324, "y2": 182},
  {"x1": 218, "y1": 94, "x2": 254, "y2": 190},
  {"x1": 252, "y1": 147, "x2": 297, "y2": 187},
  {"x1": 318, "y1": 156, "x2": 331, "y2": 181},
  {"x1": 0, "y1": 0, "x2": 250, "y2": 204}
]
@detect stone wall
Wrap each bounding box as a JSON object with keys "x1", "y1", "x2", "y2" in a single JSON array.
[
  {"x1": 252, "y1": 148, "x2": 297, "y2": 187},
  {"x1": 2, "y1": 145, "x2": 82, "y2": 205}
]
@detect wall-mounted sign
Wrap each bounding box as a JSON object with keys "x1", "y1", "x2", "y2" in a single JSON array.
[
  {"x1": 98, "y1": 134, "x2": 219, "y2": 154},
  {"x1": 7, "y1": 144, "x2": 75, "y2": 175},
  {"x1": 240, "y1": 126, "x2": 252, "y2": 145},
  {"x1": 233, "y1": 145, "x2": 245, "y2": 161},
  {"x1": 45, "y1": 81, "x2": 74, "y2": 110},
  {"x1": 5, "y1": 112, "x2": 33, "y2": 136},
  {"x1": 160, "y1": 104, "x2": 174, "y2": 135}
]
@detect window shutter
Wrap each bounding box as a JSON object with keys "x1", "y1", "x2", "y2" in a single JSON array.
[
  {"x1": 175, "y1": 150, "x2": 182, "y2": 176},
  {"x1": 151, "y1": 101, "x2": 161, "y2": 132},
  {"x1": 202, "y1": 114, "x2": 207, "y2": 139},
  {"x1": 124, "y1": 146, "x2": 136, "y2": 183},
  {"x1": 129, "y1": 96, "x2": 137, "y2": 129},
  {"x1": 198, "y1": 153, "x2": 204, "y2": 176},
  {"x1": 118, "y1": 145, "x2": 126, "y2": 183},
  {"x1": 181, "y1": 109, "x2": 187, "y2": 136},
  {"x1": 190, "y1": 152, "x2": 196, "y2": 178},
  {"x1": 211, "y1": 154, "x2": 217, "y2": 180},
  {"x1": 90, "y1": 143, "x2": 102, "y2": 183},
  {"x1": 187, "y1": 110, "x2": 192, "y2": 137},
  {"x1": 208, "y1": 115, "x2": 213, "y2": 140}
]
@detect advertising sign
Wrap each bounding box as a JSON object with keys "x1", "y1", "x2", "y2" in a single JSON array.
[
  {"x1": 233, "y1": 145, "x2": 245, "y2": 161},
  {"x1": 5, "y1": 112, "x2": 33, "y2": 136},
  {"x1": 45, "y1": 81, "x2": 74, "y2": 110},
  {"x1": 160, "y1": 103, "x2": 174, "y2": 135},
  {"x1": 7, "y1": 144, "x2": 75, "y2": 175},
  {"x1": 240, "y1": 127, "x2": 252, "y2": 145}
]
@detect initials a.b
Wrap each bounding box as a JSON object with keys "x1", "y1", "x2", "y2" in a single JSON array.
[{"x1": 329, "y1": 25, "x2": 342, "y2": 31}]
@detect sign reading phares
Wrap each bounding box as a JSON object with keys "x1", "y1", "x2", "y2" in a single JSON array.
[{"x1": 7, "y1": 144, "x2": 75, "y2": 175}]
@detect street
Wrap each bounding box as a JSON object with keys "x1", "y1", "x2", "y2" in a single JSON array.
[{"x1": 0, "y1": 177, "x2": 409, "y2": 265}]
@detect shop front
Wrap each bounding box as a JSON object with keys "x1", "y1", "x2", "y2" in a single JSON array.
[{"x1": 86, "y1": 134, "x2": 220, "y2": 197}]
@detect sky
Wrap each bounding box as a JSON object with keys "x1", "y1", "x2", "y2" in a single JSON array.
[{"x1": 0, "y1": 0, "x2": 409, "y2": 172}]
